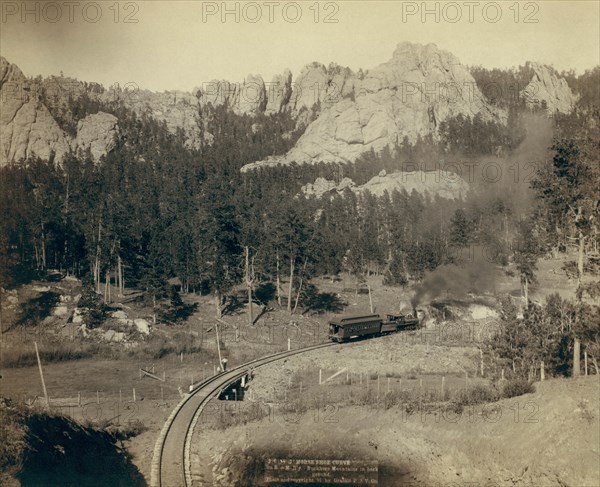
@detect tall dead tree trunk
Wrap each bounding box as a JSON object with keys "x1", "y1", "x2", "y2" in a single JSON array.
[
  {"x1": 215, "y1": 291, "x2": 222, "y2": 318},
  {"x1": 117, "y1": 253, "x2": 124, "y2": 297},
  {"x1": 573, "y1": 228, "x2": 585, "y2": 377},
  {"x1": 573, "y1": 339, "x2": 581, "y2": 377},
  {"x1": 41, "y1": 227, "x2": 46, "y2": 270},
  {"x1": 95, "y1": 220, "x2": 102, "y2": 293},
  {"x1": 244, "y1": 247, "x2": 255, "y2": 325},
  {"x1": 287, "y1": 256, "x2": 295, "y2": 314},
  {"x1": 276, "y1": 250, "x2": 281, "y2": 307},
  {"x1": 577, "y1": 230, "x2": 585, "y2": 284},
  {"x1": 292, "y1": 257, "x2": 308, "y2": 315}
]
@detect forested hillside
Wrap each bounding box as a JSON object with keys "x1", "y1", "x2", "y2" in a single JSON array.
[{"x1": 1, "y1": 59, "x2": 599, "y2": 375}]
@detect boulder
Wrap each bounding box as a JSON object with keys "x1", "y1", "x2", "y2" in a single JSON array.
[
  {"x1": 300, "y1": 177, "x2": 338, "y2": 198},
  {"x1": 103, "y1": 329, "x2": 126, "y2": 342},
  {"x1": 72, "y1": 308, "x2": 83, "y2": 324},
  {"x1": 133, "y1": 318, "x2": 150, "y2": 334},
  {"x1": 53, "y1": 306, "x2": 69, "y2": 317},
  {"x1": 111, "y1": 310, "x2": 128, "y2": 320}
]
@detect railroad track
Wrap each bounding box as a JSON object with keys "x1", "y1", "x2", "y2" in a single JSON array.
[{"x1": 150, "y1": 341, "x2": 337, "y2": 487}]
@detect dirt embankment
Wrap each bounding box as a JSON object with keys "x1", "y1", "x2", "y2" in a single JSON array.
[
  {"x1": 193, "y1": 376, "x2": 599, "y2": 487},
  {"x1": 0, "y1": 399, "x2": 146, "y2": 487}
]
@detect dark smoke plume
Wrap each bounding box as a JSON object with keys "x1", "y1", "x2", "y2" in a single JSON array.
[{"x1": 411, "y1": 253, "x2": 499, "y2": 308}]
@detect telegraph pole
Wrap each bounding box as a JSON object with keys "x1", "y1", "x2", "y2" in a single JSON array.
[{"x1": 34, "y1": 342, "x2": 50, "y2": 408}]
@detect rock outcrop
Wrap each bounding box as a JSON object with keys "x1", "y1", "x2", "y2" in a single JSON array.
[
  {"x1": 73, "y1": 112, "x2": 118, "y2": 160},
  {"x1": 1, "y1": 47, "x2": 577, "y2": 168},
  {"x1": 111, "y1": 88, "x2": 203, "y2": 149},
  {"x1": 0, "y1": 57, "x2": 118, "y2": 165},
  {"x1": 243, "y1": 42, "x2": 504, "y2": 171},
  {"x1": 520, "y1": 63, "x2": 577, "y2": 114},
  {"x1": 266, "y1": 69, "x2": 293, "y2": 113},
  {"x1": 286, "y1": 62, "x2": 357, "y2": 113},
  {"x1": 194, "y1": 74, "x2": 268, "y2": 115},
  {"x1": 1, "y1": 57, "x2": 71, "y2": 165},
  {"x1": 301, "y1": 169, "x2": 468, "y2": 200}
]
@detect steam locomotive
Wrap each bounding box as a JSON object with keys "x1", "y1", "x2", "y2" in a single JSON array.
[{"x1": 328, "y1": 311, "x2": 420, "y2": 342}]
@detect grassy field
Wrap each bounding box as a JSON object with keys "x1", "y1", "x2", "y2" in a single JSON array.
[{"x1": 0, "y1": 248, "x2": 594, "y2": 484}]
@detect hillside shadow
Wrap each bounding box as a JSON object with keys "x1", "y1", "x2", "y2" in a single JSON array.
[
  {"x1": 18, "y1": 413, "x2": 146, "y2": 487},
  {"x1": 301, "y1": 284, "x2": 347, "y2": 315},
  {"x1": 14, "y1": 291, "x2": 61, "y2": 329}
]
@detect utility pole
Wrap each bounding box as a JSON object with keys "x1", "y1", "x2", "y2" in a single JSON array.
[
  {"x1": 34, "y1": 342, "x2": 49, "y2": 408},
  {"x1": 215, "y1": 322, "x2": 222, "y2": 369}
]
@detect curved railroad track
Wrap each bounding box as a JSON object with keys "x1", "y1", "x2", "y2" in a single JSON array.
[{"x1": 150, "y1": 341, "x2": 337, "y2": 487}]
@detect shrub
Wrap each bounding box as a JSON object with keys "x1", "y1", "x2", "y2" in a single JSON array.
[
  {"x1": 15, "y1": 291, "x2": 60, "y2": 327},
  {"x1": 453, "y1": 384, "x2": 499, "y2": 407},
  {"x1": 0, "y1": 399, "x2": 28, "y2": 476},
  {"x1": 1, "y1": 341, "x2": 102, "y2": 368},
  {"x1": 79, "y1": 279, "x2": 108, "y2": 329},
  {"x1": 501, "y1": 378, "x2": 535, "y2": 398}
]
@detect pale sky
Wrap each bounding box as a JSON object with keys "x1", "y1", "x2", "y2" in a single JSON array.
[{"x1": 1, "y1": 1, "x2": 599, "y2": 92}]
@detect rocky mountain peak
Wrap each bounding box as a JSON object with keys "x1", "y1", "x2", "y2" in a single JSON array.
[
  {"x1": 242, "y1": 42, "x2": 503, "y2": 171},
  {"x1": 520, "y1": 62, "x2": 578, "y2": 114},
  {"x1": 1, "y1": 56, "x2": 26, "y2": 88}
]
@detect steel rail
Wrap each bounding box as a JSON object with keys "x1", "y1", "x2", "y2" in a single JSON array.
[{"x1": 151, "y1": 341, "x2": 337, "y2": 487}]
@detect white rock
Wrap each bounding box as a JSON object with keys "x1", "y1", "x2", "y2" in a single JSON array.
[
  {"x1": 521, "y1": 63, "x2": 577, "y2": 114},
  {"x1": 73, "y1": 112, "x2": 118, "y2": 161},
  {"x1": 111, "y1": 310, "x2": 128, "y2": 320},
  {"x1": 133, "y1": 318, "x2": 150, "y2": 334},
  {"x1": 113, "y1": 332, "x2": 126, "y2": 342},
  {"x1": 301, "y1": 170, "x2": 468, "y2": 200},
  {"x1": 0, "y1": 57, "x2": 71, "y2": 166},
  {"x1": 102, "y1": 329, "x2": 125, "y2": 342},
  {"x1": 243, "y1": 42, "x2": 505, "y2": 171},
  {"x1": 53, "y1": 306, "x2": 69, "y2": 317},
  {"x1": 72, "y1": 308, "x2": 83, "y2": 323}
]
